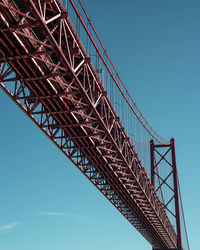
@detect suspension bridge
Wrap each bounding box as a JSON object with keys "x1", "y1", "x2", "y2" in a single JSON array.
[{"x1": 0, "y1": 0, "x2": 190, "y2": 249}]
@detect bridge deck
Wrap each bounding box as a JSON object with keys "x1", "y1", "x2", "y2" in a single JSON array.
[{"x1": 0, "y1": 0, "x2": 177, "y2": 248}]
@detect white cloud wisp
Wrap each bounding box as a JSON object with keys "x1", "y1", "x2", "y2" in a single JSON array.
[
  {"x1": 38, "y1": 211, "x2": 82, "y2": 218},
  {"x1": 0, "y1": 222, "x2": 20, "y2": 234}
]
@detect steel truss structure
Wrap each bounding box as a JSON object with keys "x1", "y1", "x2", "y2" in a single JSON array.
[
  {"x1": 0, "y1": 0, "x2": 178, "y2": 248},
  {"x1": 150, "y1": 139, "x2": 182, "y2": 250}
]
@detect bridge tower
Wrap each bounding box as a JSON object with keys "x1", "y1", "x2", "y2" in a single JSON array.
[{"x1": 150, "y1": 139, "x2": 182, "y2": 250}]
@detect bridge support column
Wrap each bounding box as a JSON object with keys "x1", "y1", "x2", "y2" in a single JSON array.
[{"x1": 150, "y1": 139, "x2": 182, "y2": 250}]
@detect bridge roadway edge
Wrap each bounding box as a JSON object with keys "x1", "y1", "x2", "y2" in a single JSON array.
[{"x1": 0, "y1": 0, "x2": 178, "y2": 247}]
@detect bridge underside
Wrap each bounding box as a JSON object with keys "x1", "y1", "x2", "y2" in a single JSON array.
[{"x1": 0, "y1": 0, "x2": 178, "y2": 248}]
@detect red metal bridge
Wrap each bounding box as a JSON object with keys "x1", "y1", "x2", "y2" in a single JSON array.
[{"x1": 0, "y1": 0, "x2": 190, "y2": 249}]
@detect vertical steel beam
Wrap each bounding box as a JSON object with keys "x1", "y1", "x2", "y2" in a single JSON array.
[
  {"x1": 150, "y1": 140, "x2": 156, "y2": 250},
  {"x1": 150, "y1": 139, "x2": 182, "y2": 250},
  {"x1": 170, "y1": 139, "x2": 182, "y2": 250},
  {"x1": 150, "y1": 139, "x2": 155, "y2": 189}
]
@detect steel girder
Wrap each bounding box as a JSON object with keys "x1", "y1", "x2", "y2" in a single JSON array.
[{"x1": 0, "y1": 0, "x2": 177, "y2": 248}]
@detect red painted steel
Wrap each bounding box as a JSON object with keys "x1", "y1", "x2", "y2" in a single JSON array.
[
  {"x1": 76, "y1": 0, "x2": 169, "y2": 144},
  {"x1": 0, "y1": 0, "x2": 188, "y2": 249},
  {"x1": 150, "y1": 139, "x2": 182, "y2": 249},
  {"x1": 69, "y1": 0, "x2": 165, "y2": 144}
]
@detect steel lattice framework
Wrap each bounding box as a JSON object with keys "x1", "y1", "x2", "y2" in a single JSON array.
[
  {"x1": 0, "y1": 0, "x2": 179, "y2": 248},
  {"x1": 150, "y1": 139, "x2": 182, "y2": 250}
]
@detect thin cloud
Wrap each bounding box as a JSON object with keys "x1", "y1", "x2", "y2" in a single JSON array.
[
  {"x1": 0, "y1": 222, "x2": 20, "y2": 234},
  {"x1": 38, "y1": 211, "x2": 82, "y2": 218},
  {"x1": 38, "y1": 211, "x2": 108, "y2": 225}
]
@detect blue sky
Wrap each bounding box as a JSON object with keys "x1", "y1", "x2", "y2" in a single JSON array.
[{"x1": 0, "y1": 0, "x2": 199, "y2": 249}]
